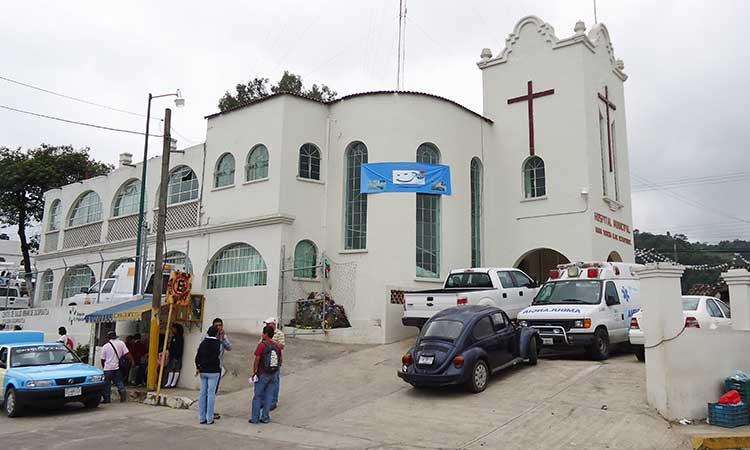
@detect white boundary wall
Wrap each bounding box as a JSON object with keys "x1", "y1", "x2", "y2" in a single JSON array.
[{"x1": 638, "y1": 264, "x2": 750, "y2": 420}]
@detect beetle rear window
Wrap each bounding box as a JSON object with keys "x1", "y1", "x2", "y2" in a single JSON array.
[
  {"x1": 421, "y1": 319, "x2": 464, "y2": 341},
  {"x1": 445, "y1": 272, "x2": 493, "y2": 289}
]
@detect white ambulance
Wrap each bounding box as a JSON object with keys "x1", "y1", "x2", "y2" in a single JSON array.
[{"x1": 517, "y1": 262, "x2": 641, "y2": 360}]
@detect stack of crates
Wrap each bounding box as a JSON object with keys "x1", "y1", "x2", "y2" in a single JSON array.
[{"x1": 706, "y1": 376, "x2": 750, "y2": 428}]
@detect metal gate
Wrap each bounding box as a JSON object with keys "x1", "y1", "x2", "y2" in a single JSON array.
[{"x1": 277, "y1": 247, "x2": 357, "y2": 337}]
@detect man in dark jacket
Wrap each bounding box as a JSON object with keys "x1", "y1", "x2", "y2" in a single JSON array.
[{"x1": 195, "y1": 325, "x2": 222, "y2": 424}]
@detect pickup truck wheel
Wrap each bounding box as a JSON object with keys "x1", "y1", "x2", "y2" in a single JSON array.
[
  {"x1": 4, "y1": 387, "x2": 22, "y2": 417},
  {"x1": 634, "y1": 345, "x2": 645, "y2": 362},
  {"x1": 587, "y1": 328, "x2": 610, "y2": 361},
  {"x1": 527, "y1": 338, "x2": 538, "y2": 366},
  {"x1": 467, "y1": 360, "x2": 490, "y2": 393}
]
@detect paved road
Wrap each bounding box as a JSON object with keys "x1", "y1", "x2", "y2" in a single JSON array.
[{"x1": 1, "y1": 340, "x2": 692, "y2": 450}]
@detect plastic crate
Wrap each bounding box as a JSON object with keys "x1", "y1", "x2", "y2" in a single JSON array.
[
  {"x1": 708, "y1": 402, "x2": 750, "y2": 428},
  {"x1": 725, "y1": 378, "x2": 750, "y2": 403}
]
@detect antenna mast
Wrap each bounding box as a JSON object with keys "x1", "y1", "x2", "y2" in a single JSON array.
[
  {"x1": 593, "y1": 0, "x2": 598, "y2": 23},
  {"x1": 396, "y1": 0, "x2": 407, "y2": 90}
]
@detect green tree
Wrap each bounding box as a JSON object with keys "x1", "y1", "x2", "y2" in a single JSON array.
[
  {"x1": 0, "y1": 145, "x2": 112, "y2": 296},
  {"x1": 218, "y1": 70, "x2": 337, "y2": 112}
]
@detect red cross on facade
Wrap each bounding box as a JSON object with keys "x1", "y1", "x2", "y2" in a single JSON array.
[
  {"x1": 597, "y1": 85, "x2": 617, "y2": 172},
  {"x1": 507, "y1": 80, "x2": 555, "y2": 156}
]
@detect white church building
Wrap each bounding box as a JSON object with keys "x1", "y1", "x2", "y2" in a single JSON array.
[{"x1": 34, "y1": 16, "x2": 634, "y2": 344}]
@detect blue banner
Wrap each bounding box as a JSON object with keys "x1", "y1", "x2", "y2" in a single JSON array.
[{"x1": 360, "y1": 162, "x2": 451, "y2": 195}]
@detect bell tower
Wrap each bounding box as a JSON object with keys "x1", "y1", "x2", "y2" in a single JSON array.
[{"x1": 477, "y1": 15, "x2": 634, "y2": 281}]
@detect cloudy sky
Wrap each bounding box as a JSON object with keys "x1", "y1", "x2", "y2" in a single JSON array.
[{"x1": 1, "y1": 0, "x2": 749, "y2": 243}]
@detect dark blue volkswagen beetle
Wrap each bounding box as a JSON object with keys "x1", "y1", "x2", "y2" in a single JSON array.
[{"x1": 397, "y1": 305, "x2": 539, "y2": 393}]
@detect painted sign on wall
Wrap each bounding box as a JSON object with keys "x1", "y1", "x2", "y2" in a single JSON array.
[{"x1": 360, "y1": 162, "x2": 452, "y2": 195}]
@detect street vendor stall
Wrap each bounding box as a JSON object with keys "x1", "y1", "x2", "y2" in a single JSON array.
[{"x1": 82, "y1": 294, "x2": 205, "y2": 367}]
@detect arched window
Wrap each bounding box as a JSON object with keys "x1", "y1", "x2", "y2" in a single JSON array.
[
  {"x1": 215, "y1": 153, "x2": 236, "y2": 188},
  {"x1": 48, "y1": 200, "x2": 62, "y2": 231},
  {"x1": 246, "y1": 145, "x2": 269, "y2": 181},
  {"x1": 62, "y1": 265, "x2": 95, "y2": 301},
  {"x1": 344, "y1": 142, "x2": 368, "y2": 250},
  {"x1": 523, "y1": 156, "x2": 546, "y2": 199},
  {"x1": 416, "y1": 143, "x2": 441, "y2": 278},
  {"x1": 167, "y1": 165, "x2": 199, "y2": 205},
  {"x1": 113, "y1": 180, "x2": 142, "y2": 217},
  {"x1": 298, "y1": 143, "x2": 321, "y2": 180},
  {"x1": 293, "y1": 240, "x2": 317, "y2": 278},
  {"x1": 68, "y1": 191, "x2": 103, "y2": 227},
  {"x1": 207, "y1": 243, "x2": 267, "y2": 289},
  {"x1": 40, "y1": 270, "x2": 54, "y2": 302},
  {"x1": 165, "y1": 251, "x2": 194, "y2": 274},
  {"x1": 470, "y1": 158, "x2": 483, "y2": 267}
]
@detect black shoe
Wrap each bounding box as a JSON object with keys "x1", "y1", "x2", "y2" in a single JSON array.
[{"x1": 213, "y1": 413, "x2": 221, "y2": 420}]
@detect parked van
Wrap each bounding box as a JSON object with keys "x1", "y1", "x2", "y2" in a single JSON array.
[
  {"x1": 517, "y1": 262, "x2": 641, "y2": 360},
  {"x1": 66, "y1": 262, "x2": 183, "y2": 305}
]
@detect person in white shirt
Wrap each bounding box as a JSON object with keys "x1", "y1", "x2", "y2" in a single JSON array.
[
  {"x1": 100, "y1": 331, "x2": 134, "y2": 403},
  {"x1": 57, "y1": 326, "x2": 73, "y2": 350}
]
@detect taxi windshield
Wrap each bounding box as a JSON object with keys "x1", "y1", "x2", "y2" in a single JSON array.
[
  {"x1": 11, "y1": 345, "x2": 80, "y2": 368},
  {"x1": 533, "y1": 280, "x2": 603, "y2": 305}
]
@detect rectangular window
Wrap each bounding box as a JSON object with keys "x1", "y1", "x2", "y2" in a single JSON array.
[
  {"x1": 344, "y1": 145, "x2": 368, "y2": 250},
  {"x1": 599, "y1": 113, "x2": 609, "y2": 196},
  {"x1": 611, "y1": 121, "x2": 619, "y2": 201},
  {"x1": 416, "y1": 194, "x2": 440, "y2": 278},
  {"x1": 470, "y1": 159, "x2": 482, "y2": 267}
]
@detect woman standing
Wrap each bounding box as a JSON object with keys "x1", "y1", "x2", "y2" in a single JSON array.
[
  {"x1": 195, "y1": 325, "x2": 222, "y2": 425},
  {"x1": 164, "y1": 323, "x2": 184, "y2": 388}
]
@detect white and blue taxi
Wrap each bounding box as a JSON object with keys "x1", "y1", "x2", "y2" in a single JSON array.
[
  {"x1": 517, "y1": 262, "x2": 641, "y2": 360},
  {"x1": 0, "y1": 331, "x2": 106, "y2": 417}
]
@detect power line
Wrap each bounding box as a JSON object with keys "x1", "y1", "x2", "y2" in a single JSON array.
[
  {"x1": 632, "y1": 172, "x2": 750, "y2": 192},
  {"x1": 1, "y1": 73, "x2": 201, "y2": 144},
  {"x1": 632, "y1": 173, "x2": 750, "y2": 225},
  {"x1": 0, "y1": 104, "x2": 162, "y2": 137},
  {"x1": 0, "y1": 74, "x2": 154, "y2": 120}
]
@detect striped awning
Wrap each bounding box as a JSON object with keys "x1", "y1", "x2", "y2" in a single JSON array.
[{"x1": 84, "y1": 297, "x2": 152, "y2": 323}]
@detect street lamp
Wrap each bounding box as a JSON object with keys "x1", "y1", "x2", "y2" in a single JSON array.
[{"x1": 133, "y1": 90, "x2": 185, "y2": 295}]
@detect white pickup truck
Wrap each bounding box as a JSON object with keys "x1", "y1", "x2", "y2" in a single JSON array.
[
  {"x1": 401, "y1": 267, "x2": 540, "y2": 329},
  {"x1": 66, "y1": 261, "x2": 181, "y2": 305},
  {"x1": 0, "y1": 287, "x2": 30, "y2": 310}
]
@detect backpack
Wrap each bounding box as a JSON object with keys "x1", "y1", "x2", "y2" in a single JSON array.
[
  {"x1": 261, "y1": 341, "x2": 281, "y2": 373},
  {"x1": 65, "y1": 338, "x2": 74, "y2": 350}
]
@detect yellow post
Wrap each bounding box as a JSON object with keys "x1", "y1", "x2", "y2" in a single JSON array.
[
  {"x1": 155, "y1": 303, "x2": 174, "y2": 399},
  {"x1": 146, "y1": 306, "x2": 160, "y2": 390}
]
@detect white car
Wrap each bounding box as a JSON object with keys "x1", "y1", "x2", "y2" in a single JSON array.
[{"x1": 629, "y1": 295, "x2": 731, "y2": 361}]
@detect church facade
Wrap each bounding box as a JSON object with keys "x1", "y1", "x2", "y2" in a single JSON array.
[{"x1": 34, "y1": 16, "x2": 634, "y2": 344}]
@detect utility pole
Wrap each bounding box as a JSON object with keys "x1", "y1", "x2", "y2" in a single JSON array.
[
  {"x1": 134, "y1": 94, "x2": 153, "y2": 295},
  {"x1": 146, "y1": 108, "x2": 171, "y2": 391}
]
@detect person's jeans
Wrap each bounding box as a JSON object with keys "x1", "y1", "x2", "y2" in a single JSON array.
[
  {"x1": 198, "y1": 372, "x2": 220, "y2": 423},
  {"x1": 103, "y1": 369, "x2": 126, "y2": 403},
  {"x1": 271, "y1": 371, "x2": 280, "y2": 406},
  {"x1": 134, "y1": 363, "x2": 146, "y2": 386},
  {"x1": 250, "y1": 372, "x2": 277, "y2": 423}
]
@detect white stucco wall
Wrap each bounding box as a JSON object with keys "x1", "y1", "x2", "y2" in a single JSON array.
[{"x1": 33, "y1": 15, "x2": 636, "y2": 345}]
